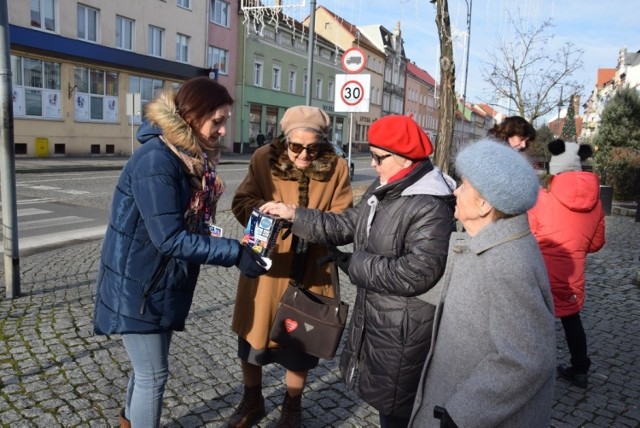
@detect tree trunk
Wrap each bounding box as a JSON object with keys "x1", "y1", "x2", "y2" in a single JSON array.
[{"x1": 432, "y1": 0, "x2": 457, "y2": 176}]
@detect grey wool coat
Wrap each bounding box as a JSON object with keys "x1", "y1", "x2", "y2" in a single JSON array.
[{"x1": 409, "y1": 214, "x2": 556, "y2": 428}]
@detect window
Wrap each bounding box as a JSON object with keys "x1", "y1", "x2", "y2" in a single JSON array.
[
  {"x1": 288, "y1": 70, "x2": 297, "y2": 94},
  {"x1": 177, "y1": 0, "x2": 190, "y2": 8},
  {"x1": 210, "y1": 0, "x2": 229, "y2": 27},
  {"x1": 254, "y1": 61, "x2": 263, "y2": 87},
  {"x1": 74, "y1": 66, "x2": 119, "y2": 122},
  {"x1": 272, "y1": 65, "x2": 281, "y2": 91},
  {"x1": 148, "y1": 26, "x2": 164, "y2": 57},
  {"x1": 208, "y1": 46, "x2": 229, "y2": 75},
  {"x1": 31, "y1": 0, "x2": 56, "y2": 32},
  {"x1": 115, "y1": 16, "x2": 134, "y2": 50},
  {"x1": 303, "y1": 73, "x2": 308, "y2": 97},
  {"x1": 129, "y1": 76, "x2": 164, "y2": 124},
  {"x1": 315, "y1": 78, "x2": 323, "y2": 99},
  {"x1": 11, "y1": 55, "x2": 61, "y2": 119},
  {"x1": 328, "y1": 81, "x2": 334, "y2": 102},
  {"x1": 77, "y1": 4, "x2": 99, "y2": 42},
  {"x1": 176, "y1": 33, "x2": 190, "y2": 63}
]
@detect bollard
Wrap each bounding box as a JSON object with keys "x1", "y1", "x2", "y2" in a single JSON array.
[{"x1": 599, "y1": 185, "x2": 613, "y2": 216}]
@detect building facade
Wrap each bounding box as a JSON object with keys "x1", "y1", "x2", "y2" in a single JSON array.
[
  {"x1": 359, "y1": 22, "x2": 406, "y2": 117},
  {"x1": 232, "y1": 8, "x2": 347, "y2": 153},
  {"x1": 9, "y1": 0, "x2": 211, "y2": 157},
  {"x1": 405, "y1": 62, "x2": 437, "y2": 141}
]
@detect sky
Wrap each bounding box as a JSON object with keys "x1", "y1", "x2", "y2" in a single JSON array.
[{"x1": 282, "y1": 0, "x2": 638, "y2": 123}]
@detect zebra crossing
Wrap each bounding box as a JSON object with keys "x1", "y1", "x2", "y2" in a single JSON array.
[{"x1": 0, "y1": 198, "x2": 107, "y2": 254}]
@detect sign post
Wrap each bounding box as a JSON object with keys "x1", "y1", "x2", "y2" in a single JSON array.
[
  {"x1": 126, "y1": 93, "x2": 141, "y2": 155},
  {"x1": 336, "y1": 47, "x2": 368, "y2": 168}
]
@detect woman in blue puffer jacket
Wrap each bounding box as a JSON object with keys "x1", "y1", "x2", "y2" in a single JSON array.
[{"x1": 93, "y1": 77, "x2": 266, "y2": 428}]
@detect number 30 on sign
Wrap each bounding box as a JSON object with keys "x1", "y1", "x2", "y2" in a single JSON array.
[{"x1": 334, "y1": 73, "x2": 371, "y2": 113}]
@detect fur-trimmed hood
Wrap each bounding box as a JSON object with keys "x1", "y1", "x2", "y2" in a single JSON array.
[{"x1": 137, "y1": 92, "x2": 204, "y2": 159}]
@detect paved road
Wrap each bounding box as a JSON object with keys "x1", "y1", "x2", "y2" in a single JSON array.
[{"x1": 0, "y1": 156, "x2": 638, "y2": 427}]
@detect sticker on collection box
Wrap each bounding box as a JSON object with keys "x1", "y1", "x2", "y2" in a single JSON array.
[{"x1": 241, "y1": 208, "x2": 283, "y2": 257}]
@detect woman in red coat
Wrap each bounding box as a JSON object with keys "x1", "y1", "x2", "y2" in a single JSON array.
[{"x1": 529, "y1": 139, "x2": 606, "y2": 389}]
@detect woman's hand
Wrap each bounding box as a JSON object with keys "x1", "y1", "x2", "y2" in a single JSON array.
[{"x1": 260, "y1": 201, "x2": 297, "y2": 220}]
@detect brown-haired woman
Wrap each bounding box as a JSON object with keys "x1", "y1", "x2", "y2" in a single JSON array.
[
  {"x1": 487, "y1": 115, "x2": 536, "y2": 151},
  {"x1": 94, "y1": 76, "x2": 267, "y2": 428}
]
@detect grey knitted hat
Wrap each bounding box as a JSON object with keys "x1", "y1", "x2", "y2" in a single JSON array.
[{"x1": 455, "y1": 139, "x2": 539, "y2": 215}]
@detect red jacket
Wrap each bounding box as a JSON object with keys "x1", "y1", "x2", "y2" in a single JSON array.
[{"x1": 528, "y1": 172, "x2": 606, "y2": 317}]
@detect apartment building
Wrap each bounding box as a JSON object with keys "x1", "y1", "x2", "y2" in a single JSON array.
[
  {"x1": 358, "y1": 22, "x2": 406, "y2": 117},
  {"x1": 9, "y1": 0, "x2": 210, "y2": 156},
  {"x1": 405, "y1": 62, "x2": 437, "y2": 143},
  {"x1": 232, "y1": 8, "x2": 347, "y2": 153}
]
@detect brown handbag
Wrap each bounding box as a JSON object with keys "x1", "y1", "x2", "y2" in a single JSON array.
[{"x1": 269, "y1": 262, "x2": 349, "y2": 360}]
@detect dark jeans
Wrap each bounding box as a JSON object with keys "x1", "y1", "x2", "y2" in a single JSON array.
[
  {"x1": 560, "y1": 312, "x2": 591, "y2": 373},
  {"x1": 379, "y1": 412, "x2": 410, "y2": 428}
]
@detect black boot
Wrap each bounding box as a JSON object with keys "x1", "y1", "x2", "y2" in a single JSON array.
[
  {"x1": 227, "y1": 385, "x2": 265, "y2": 428},
  {"x1": 277, "y1": 392, "x2": 302, "y2": 428},
  {"x1": 557, "y1": 365, "x2": 588, "y2": 389}
]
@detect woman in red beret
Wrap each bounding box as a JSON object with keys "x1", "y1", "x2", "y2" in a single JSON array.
[{"x1": 263, "y1": 114, "x2": 456, "y2": 428}]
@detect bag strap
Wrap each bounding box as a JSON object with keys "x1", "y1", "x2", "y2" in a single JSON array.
[{"x1": 329, "y1": 261, "x2": 342, "y2": 302}]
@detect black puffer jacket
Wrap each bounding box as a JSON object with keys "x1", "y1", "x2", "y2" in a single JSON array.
[{"x1": 292, "y1": 161, "x2": 456, "y2": 417}]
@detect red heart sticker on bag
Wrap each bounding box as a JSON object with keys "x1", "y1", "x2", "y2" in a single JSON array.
[{"x1": 284, "y1": 318, "x2": 298, "y2": 333}]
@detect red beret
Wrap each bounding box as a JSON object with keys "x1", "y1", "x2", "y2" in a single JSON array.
[{"x1": 368, "y1": 115, "x2": 433, "y2": 160}]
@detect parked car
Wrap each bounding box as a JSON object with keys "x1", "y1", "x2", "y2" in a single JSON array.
[{"x1": 332, "y1": 143, "x2": 355, "y2": 180}]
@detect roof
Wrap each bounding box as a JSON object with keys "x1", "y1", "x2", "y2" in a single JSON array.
[
  {"x1": 477, "y1": 103, "x2": 498, "y2": 117},
  {"x1": 597, "y1": 68, "x2": 616, "y2": 87},
  {"x1": 315, "y1": 5, "x2": 379, "y2": 52},
  {"x1": 406, "y1": 62, "x2": 436, "y2": 86}
]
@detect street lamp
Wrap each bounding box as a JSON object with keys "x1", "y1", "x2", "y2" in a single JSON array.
[{"x1": 461, "y1": 0, "x2": 472, "y2": 144}]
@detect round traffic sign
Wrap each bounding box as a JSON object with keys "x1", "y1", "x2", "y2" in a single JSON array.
[
  {"x1": 340, "y1": 79, "x2": 365, "y2": 106},
  {"x1": 341, "y1": 47, "x2": 367, "y2": 73}
]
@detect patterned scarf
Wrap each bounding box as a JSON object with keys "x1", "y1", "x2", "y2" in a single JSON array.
[{"x1": 162, "y1": 137, "x2": 225, "y2": 234}]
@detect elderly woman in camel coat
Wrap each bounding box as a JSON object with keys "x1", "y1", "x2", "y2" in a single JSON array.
[{"x1": 228, "y1": 106, "x2": 352, "y2": 428}]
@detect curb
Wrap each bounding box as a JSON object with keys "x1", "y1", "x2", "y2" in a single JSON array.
[{"x1": 14, "y1": 159, "x2": 251, "y2": 174}]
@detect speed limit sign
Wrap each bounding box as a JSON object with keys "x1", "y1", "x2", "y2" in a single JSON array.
[{"x1": 334, "y1": 74, "x2": 371, "y2": 112}]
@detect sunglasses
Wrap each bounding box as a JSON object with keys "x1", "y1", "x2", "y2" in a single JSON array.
[
  {"x1": 370, "y1": 152, "x2": 393, "y2": 166},
  {"x1": 287, "y1": 142, "x2": 321, "y2": 156}
]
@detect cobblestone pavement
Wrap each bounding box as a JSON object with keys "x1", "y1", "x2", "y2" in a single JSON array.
[{"x1": 0, "y1": 209, "x2": 639, "y2": 427}]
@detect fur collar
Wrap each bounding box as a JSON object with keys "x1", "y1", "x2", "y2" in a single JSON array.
[{"x1": 269, "y1": 137, "x2": 338, "y2": 183}]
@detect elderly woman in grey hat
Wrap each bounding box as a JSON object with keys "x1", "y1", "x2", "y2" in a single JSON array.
[
  {"x1": 409, "y1": 139, "x2": 556, "y2": 427},
  {"x1": 228, "y1": 105, "x2": 352, "y2": 427}
]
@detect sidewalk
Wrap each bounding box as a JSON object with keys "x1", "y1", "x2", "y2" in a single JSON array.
[
  {"x1": 11, "y1": 152, "x2": 254, "y2": 174},
  {"x1": 1, "y1": 187, "x2": 639, "y2": 426}
]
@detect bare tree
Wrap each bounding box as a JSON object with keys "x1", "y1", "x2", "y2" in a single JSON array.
[
  {"x1": 483, "y1": 12, "x2": 584, "y2": 124},
  {"x1": 431, "y1": 0, "x2": 457, "y2": 175}
]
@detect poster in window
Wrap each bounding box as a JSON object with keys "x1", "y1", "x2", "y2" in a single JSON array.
[
  {"x1": 104, "y1": 96, "x2": 118, "y2": 122},
  {"x1": 75, "y1": 93, "x2": 89, "y2": 120},
  {"x1": 12, "y1": 87, "x2": 24, "y2": 116},
  {"x1": 42, "y1": 89, "x2": 61, "y2": 119}
]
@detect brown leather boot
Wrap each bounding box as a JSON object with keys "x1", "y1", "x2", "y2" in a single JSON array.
[
  {"x1": 227, "y1": 384, "x2": 265, "y2": 428},
  {"x1": 119, "y1": 408, "x2": 131, "y2": 428},
  {"x1": 276, "y1": 392, "x2": 301, "y2": 428}
]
